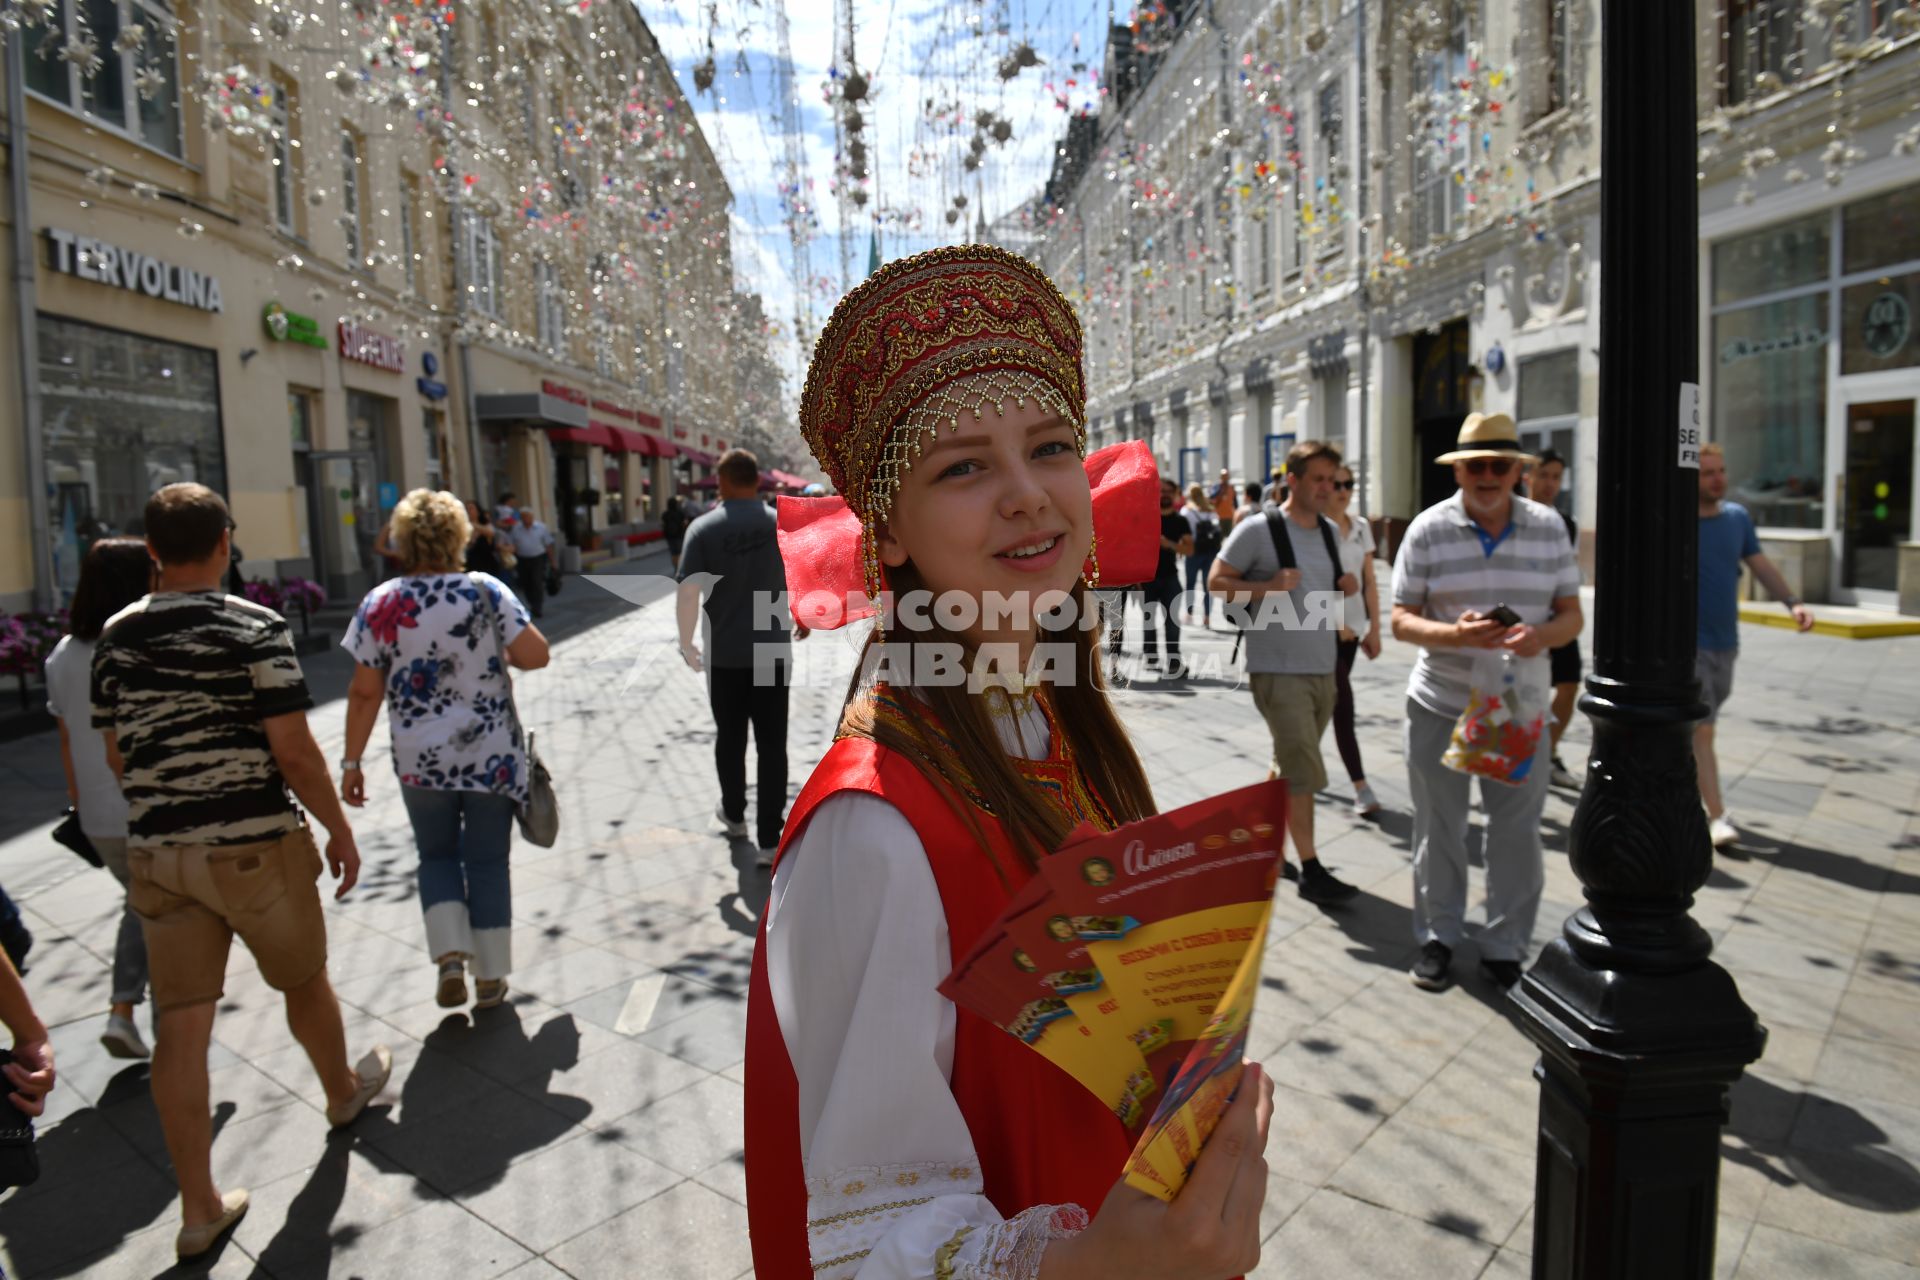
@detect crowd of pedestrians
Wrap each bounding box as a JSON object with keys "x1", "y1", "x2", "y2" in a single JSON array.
[{"x1": 2, "y1": 386, "x2": 1819, "y2": 1266}]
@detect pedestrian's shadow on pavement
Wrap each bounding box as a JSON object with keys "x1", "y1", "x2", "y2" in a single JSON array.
[
  {"x1": 1303, "y1": 887, "x2": 1524, "y2": 1020},
  {"x1": 1734, "y1": 832, "x2": 1920, "y2": 898},
  {"x1": 0, "y1": 1075, "x2": 235, "y2": 1278},
  {"x1": 718, "y1": 834, "x2": 773, "y2": 942},
  {"x1": 1723, "y1": 1072, "x2": 1920, "y2": 1216}
]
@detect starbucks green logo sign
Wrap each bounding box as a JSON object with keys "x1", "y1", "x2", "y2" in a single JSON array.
[
  {"x1": 1863, "y1": 291, "x2": 1909, "y2": 360},
  {"x1": 264, "y1": 301, "x2": 327, "y2": 349}
]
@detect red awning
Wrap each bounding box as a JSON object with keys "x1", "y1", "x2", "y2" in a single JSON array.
[
  {"x1": 680, "y1": 447, "x2": 716, "y2": 466},
  {"x1": 547, "y1": 423, "x2": 618, "y2": 448},
  {"x1": 653, "y1": 438, "x2": 681, "y2": 458}
]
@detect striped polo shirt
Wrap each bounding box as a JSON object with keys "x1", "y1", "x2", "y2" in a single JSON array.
[{"x1": 1391, "y1": 491, "x2": 1581, "y2": 717}]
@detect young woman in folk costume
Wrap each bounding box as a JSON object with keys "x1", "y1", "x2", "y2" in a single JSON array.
[{"x1": 745, "y1": 246, "x2": 1276, "y2": 1279}]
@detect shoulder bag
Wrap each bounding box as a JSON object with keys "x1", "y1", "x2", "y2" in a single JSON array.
[{"x1": 471, "y1": 573, "x2": 560, "y2": 848}]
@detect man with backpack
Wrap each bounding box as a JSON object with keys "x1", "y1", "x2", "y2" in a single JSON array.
[{"x1": 1210, "y1": 440, "x2": 1360, "y2": 906}]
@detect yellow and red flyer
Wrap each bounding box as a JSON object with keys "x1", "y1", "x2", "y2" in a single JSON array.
[
  {"x1": 943, "y1": 780, "x2": 1287, "y2": 1201},
  {"x1": 940, "y1": 924, "x2": 1159, "y2": 1131}
]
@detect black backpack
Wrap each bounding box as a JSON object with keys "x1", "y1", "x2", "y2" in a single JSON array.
[
  {"x1": 1229, "y1": 509, "x2": 1343, "y2": 664},
  {"x1": 1192, "y1": 516, "x2": 1223, "y2": 559}
]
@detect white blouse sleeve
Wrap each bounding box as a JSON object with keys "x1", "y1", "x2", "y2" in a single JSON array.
[{"x1": 767, "y1": 790, "x2": 1088, "y2": 1279}]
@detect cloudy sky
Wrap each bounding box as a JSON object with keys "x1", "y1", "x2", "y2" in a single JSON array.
[{"x1": 643, "y1": 0, "x2": 1114, "y2": 394}]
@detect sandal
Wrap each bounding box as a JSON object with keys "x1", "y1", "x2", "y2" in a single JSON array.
[
  {"x1": 176, "y1": 1188, "x2": 249, "y2": 1260},
  {"x1": 327, "y1": 1045, "x2": 394, "y2": 1128},
  {"x1": 435, "y1": 959, "x2": 468, "y2": 1008},
  {"x1": 474, "y1": 978, "x2": 510, "y2": 1009}
]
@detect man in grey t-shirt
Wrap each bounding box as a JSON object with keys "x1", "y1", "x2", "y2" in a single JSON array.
[
  {"x1": 1210, "y1": 440, "x2": 1359, "y2": 906},
  {"x1": 677, "y1": 450, "x2": 797, "y2": 864}
]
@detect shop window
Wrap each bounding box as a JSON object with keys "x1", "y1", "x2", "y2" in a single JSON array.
[
  {"x1": 38, "y1": 315, "x2": 224, "y2": 595},
  {"x1": 269, "y1": 75, "x2": 298, "y2": 235},
  {"x1": 1711, "y1": 294, "x2": 1828, "y2": 529},
  {"x1": 1722, "y1": 0, "x2": 1806, "y2": 106},
  {"x1": 1841, "y1": 272, "x2": 1918, "y2": 374},
  {"x1": 24, "y1": 0, "x2": 183, "y2": 158},
  {"x1": 1712, "y1": 212, "x2": 1829, "y2": 305},
  {"x1": 340, "y1": 127, "x2": 364, "y2": 266},
  {"x1": 423, "y1": 408, "x2": 444, "y2": 488},
  {"x1": 1842, "y1": 182, "x2": 1920, "y2": 277},
  {"x1": 288, "y1": 389, "x2": 314, "y2": 451}
]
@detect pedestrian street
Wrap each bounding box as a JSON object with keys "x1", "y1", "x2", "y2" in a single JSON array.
[{"x1": 1, "y1": 551, "x2": 1917, "y2": 1279}]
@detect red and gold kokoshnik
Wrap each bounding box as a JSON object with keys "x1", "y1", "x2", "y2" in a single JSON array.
[{"x1": 799, "y1": 244, "x2": 1088, "y2": 537}]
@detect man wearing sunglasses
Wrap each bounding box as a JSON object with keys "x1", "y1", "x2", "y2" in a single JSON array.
[{"x1": 1390, "y1": 413, "x2": 1583, "y2": 993}]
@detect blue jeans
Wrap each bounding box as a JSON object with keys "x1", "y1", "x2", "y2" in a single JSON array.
[{"x1": 401, "y1": 786, "x2": 516, "y2": 979}]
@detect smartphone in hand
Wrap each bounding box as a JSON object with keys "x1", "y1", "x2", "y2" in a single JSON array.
[{"x1": 1486, "y1": 603, "x2": 1523, "y2": 628}]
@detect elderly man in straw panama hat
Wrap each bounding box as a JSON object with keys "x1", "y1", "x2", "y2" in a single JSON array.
[{"x1": 1388, "y1": 412, "x2": 1584, "y2": 994}]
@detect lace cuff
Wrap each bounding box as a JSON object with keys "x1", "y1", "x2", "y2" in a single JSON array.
[
  {"x1": 807, "y1": 1159, "x2": 985, "y2": 1276},
  {"x1": 935, "y1": 1204, "x2": 1091, "y2": 1280}
]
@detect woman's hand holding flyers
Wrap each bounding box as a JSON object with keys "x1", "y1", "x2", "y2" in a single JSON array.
[{"x1": 1040, "y1": 1063, "x2": 1275, "y2": 1280}]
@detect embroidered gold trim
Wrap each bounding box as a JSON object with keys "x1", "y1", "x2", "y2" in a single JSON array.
[
  {"x1": 934, "y1": 1225, "x2": 975, "y2": 1280},
  {"x1": 813, "y1": 1248, "x2": 873, "y2": 1273},
  {"x1": 808, "y1": 1195, "x2": 936, "y2": 1229}
]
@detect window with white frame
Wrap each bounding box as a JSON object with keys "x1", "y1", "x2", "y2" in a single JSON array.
[
  {"x1": 461, "y1": 212, "x2": 501, "y2": 316},
  {"x1": 536, "y1": 262, "x2": 567, "y2": 354},
  {"x1": 1317, "y1": 77, "x2": 1344, "y2": 258},
  {"x1": 340, "y1": 128, "x2": 364, "y2": 265},
  {"x1": 269, "y1": 76, "x2": 297, "y2": 234},
  {"x1": 1411, "y1": 8, "x2": 1470, "y2": 246},
  {"x1": 24, "y1": 0, "x2": 183, "y2": 156},
  {"x1": 397, "y1": 174, "x2": 420, "y2": 293}
]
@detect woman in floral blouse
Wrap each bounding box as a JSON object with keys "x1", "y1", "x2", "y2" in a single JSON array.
[{"x1": 341, "y1": 489, "x2": 550, "y2": 1008}]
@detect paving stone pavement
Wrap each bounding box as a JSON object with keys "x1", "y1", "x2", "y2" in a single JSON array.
[{"x1": 1, "y1": 555, "x2": 1916, "y2": 1279}]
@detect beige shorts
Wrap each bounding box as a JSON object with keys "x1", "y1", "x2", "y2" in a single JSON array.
[
  {"x1": 1250, "y1": 672, "x2": 1336, "y2": 796},
  {"x1": 127, "y1": 825, "x2": 329, "y2": 1011}
]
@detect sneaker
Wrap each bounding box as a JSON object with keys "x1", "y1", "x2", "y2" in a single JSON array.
[
  {"x1": 474, "y1": 978, "x2": 511, "y2": 1009},
  {"x1": 715, "y1": 801, "x2": 748, "y2": 839},
  {"x1": 1297, "y1": 860, "x2": 1359, "y2": 906},
  {"x1": 435, "y1": 959, "x2": 468, "y2": 1008},
  {"x1": 1479, "y1": 959, "x2": 1524, "y2": 990},
  {"x1": 1550, "y1": 757, "x2": 1581, "y2": 791},
  {"x1": 325, "y1": 1045, "x2": 394, "y2": 1128},
  {"x1": 1279, "y1": 859, "x2": 1300, "y2": 883},
  {"x1": 100, "y1": 1012, "x2": 151, "y2": 1060},
  {"x1": 1353, "y1": 783, "x2": 1382, "y2": 818},
  {"x1": 176, "y1": 1188, "x2": 249, "y2": 1260},
  {"x1": 756, "y1": 846, "x2": 777, "y2": 870},
  {"x1": 1709, "y1": 813, "x2": 1739, "y2": 849},
  {"x1": 1410, "y1": 940, "x2": 1453, "y2": 991}
]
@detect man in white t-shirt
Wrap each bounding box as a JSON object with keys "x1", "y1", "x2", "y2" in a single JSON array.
[{"x1": 508, "y1": 508, "x2": 559, "y2": 618}]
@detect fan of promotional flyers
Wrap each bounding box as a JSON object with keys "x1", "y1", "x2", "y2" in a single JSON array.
[{"x1": 939, "y1": 779, "x2": 1288, "y2": 1199}]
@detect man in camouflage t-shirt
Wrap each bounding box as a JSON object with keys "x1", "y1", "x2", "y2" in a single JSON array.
[{"x1": 91, "y1": 483, "x2": 390, "y2": 1259}]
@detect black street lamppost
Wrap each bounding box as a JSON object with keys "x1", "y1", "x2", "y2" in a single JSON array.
[{"x1": 1509, "y1": 4, "x2": 1769, "y2": 1278}]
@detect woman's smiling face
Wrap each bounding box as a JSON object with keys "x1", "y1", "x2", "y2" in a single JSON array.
[{"x1": 876, "y1": 395, "x2": 1091, "y2": 635}]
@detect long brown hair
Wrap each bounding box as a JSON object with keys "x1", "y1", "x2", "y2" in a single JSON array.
[{"x1": 839, "y1": 562, "x2": 1156, "y2": 878}]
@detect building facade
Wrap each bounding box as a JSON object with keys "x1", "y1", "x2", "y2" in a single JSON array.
[
  {"x1": 1032, "y1": 0, "x2": 1919, "y2": 609},
  {"x1": 1, "y1": 0, "x2": 791, "y2": 613}
]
